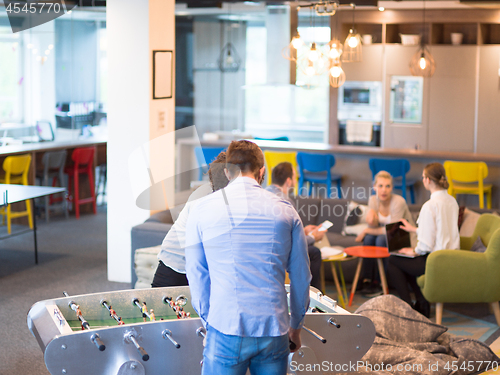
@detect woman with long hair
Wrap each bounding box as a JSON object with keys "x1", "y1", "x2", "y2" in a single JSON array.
[{"x1": 388, "y1": 162, "x2": 460, "y2": 317}]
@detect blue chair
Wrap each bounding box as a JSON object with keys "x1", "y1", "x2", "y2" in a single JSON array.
[
  {"x1": 194, "y1": 147, "x2": 225, "y2": 180},
  {"x1": 297, "y1": 152, "x2": 342, "y2": 198},
  {"x1": 368, "y1": 158, "x2": 417, "y2": 204}
]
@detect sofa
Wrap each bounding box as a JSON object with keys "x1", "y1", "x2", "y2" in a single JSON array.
[
  {"x1": 417, "y1": 213, "x2": 500, "y2": 325},
  {"x1": 130, "y1": 195, "x2": 494, "y2": 289},
  {"x1": 131, "y1": 196, "x2": 410, "y2": 288}
]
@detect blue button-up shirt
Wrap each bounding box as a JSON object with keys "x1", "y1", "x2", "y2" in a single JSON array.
[{"x1": 185, "y1": 176, "x2": 311, "y2": 337}]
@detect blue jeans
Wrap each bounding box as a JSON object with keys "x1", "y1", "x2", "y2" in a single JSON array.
[{"x1": 202, "y1": 326, "x2": 289, "y2": 375}]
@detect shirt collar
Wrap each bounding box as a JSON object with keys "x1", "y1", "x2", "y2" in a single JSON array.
[
  {"x1": 229, "y1": 175, "x2": 261, "y2": 188},
  {"x1": 430, "y1": 189, "x2": 447, "y2": 199}
]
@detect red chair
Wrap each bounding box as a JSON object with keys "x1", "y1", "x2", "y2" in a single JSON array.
[{"x1": 64, "y1": 147, "x2": 97, "y2": 219}]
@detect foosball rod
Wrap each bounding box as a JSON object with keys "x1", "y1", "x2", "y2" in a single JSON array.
[
  {"x1": 62, "y1": 292, "x2": 105, "y2": 351},
  {"x1": 162, "y1": 296, "x2": 189, "y2": 318},
  {"x1": 132, "y1": 298, "x2": 150, "y2": 320},
  {"x1": 100, "y1": 299, "x2": 121, "y2": 324}
]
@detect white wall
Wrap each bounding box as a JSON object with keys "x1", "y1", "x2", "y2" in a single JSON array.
[{"x1": 107, "y1": 0, "x2": 175, "y2": 283}]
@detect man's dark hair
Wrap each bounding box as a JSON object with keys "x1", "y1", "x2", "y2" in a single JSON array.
[
  {"x1": 226, "y1": 140, "x2": 264, "y2": 180},
  {"x1": 208, "y1": 151, "x2": 229, "y2": 192},
  {"x1": 271, "y1": 162, "x2": 294, "y2": 187}
]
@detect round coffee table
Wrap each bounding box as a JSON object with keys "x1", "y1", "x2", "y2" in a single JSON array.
[{"x1": 344, "y1": 246, "x2": 390, "y2": 306}]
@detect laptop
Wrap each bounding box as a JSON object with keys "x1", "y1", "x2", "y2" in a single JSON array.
[{"x1": 385, "y1": 221, "x2": 416, "y2": 258}]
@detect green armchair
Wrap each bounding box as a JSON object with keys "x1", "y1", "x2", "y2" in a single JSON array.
[{"x1": 417, "y1": 213, "x2": 500, "y2": 325}]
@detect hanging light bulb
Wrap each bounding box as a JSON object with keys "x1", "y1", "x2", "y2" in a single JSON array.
[
  {"x1": 347, "y1": 31, "x2": 359, "y2": 48},
  {"x1": 419, "y1": 54, "x2": 426, "y2": 70},
  {"x1": 342, "y1": 5, "x2": 362, "y2": 63},
  {"x1": 291, "y1": 32, "x2": 304, "y2": 49},
  {"x1": 409, "y1": 0, "x2": 436, "y2": 77},
  {"x1": 330, "y1": 65, "x2": 342, "y2": 78},
  {"x1": 308, "y1": 42, "x2": 320, "y2": 62},
  {"x1": 328, "y1": 39, "x2": 343, "y2": 60},
  {"x1": 225, "y1": 49, "x2": 234, "y2": 65},
  {"x1": 343, "y1": 29, "x2": 362, "y2": 62},
  {"x1": 329, "y1": 62, "x2": 346, "y2": 88},
  {"x1": 410, "y1": 47, "x2": 435, "y2": 77},
  {"x1": 306, "y1": 60, "x2": 316, "y2": 76}
]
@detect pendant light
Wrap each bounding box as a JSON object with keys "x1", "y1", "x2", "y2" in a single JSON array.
[
  {"x1": 409, "y1": 0, "x2": 436, "y2": 77},
  {"x1": 328, "y1": 4, "x2": 345, "y2": 88},
  {"x1": 342, "y1": 3, "x2": 362, "y2": 63},
  {"x1": 282, "y1": 31, "x2": 304, "y2": 62},
  {"x1": 218, "y1": 7, "x2": 241, "y2": 73}
]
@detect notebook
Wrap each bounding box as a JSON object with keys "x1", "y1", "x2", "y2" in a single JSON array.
[{"x1": 385, "y1": 221, "x2": 416, "y2": 258}]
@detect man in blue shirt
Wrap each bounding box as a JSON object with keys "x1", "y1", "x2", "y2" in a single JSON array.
[{"x1": 185, "y1": 140, "x2": 311, "y2": 375}]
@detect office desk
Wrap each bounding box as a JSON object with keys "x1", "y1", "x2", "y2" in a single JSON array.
[
  {"x1": 0, "y1": 184, "x2": 66, "y2": 264},
  {"x1": 0, "y1": 137, "x2": 106, "y2": 215}
]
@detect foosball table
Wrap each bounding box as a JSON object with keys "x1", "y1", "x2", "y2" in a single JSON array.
[{"x1": 27, "y1": 286, "x2": 376, "y2": 375}]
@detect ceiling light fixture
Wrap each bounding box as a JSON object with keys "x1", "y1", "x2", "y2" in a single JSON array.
[
  {"x1": 409, "y1": 0, "x2": 436, "y2": 77},
  {"x1": 342, "y1": 3, "x2": 362, "y2": 63}
]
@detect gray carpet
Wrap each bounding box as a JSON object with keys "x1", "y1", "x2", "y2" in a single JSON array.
[
  {"x1": 2, "y1": 207, "x2": 498, "y2": 374},
  {"x1": 0, "y1": 206, "x2": 129, "y2": 375}
]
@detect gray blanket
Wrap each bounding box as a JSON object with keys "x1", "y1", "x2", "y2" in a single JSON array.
[{"x1": 345, "y1": 295, "x2": 499, "y2": 375}]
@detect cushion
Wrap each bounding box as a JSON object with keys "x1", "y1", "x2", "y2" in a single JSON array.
[
  {"x1": 458, "y1": 206, "x2": 466, "y2": 229},
  {"x1": 355, "y1": 294, "x2": 448, "y2": 343},
  {"x1": 134, "y1": 246, "x2": 161, "y2": 289},
  {"x1": 343, "y1": 222, "x2": 369, "y2": 236},
  {"x1": 342, "y1": 201, "x2": 369, "y2": 236},
  {"x1": 345, "y1": 206, "x2": 362, "y2": 226},
  {"x1": 470, "y1": 236, "x2": 487, "y2": 253},
  {"x1": 459, "y1": 208, "x2": 481, "y2": 237}
]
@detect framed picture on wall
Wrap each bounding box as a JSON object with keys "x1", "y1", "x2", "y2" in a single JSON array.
[{"x1": 153, "y1": 50, "x2": 173, "y2": 100}]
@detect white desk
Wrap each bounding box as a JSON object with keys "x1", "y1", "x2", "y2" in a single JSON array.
[{"x1": 0, "y1": 184, "x2": 66, "y2": 264}]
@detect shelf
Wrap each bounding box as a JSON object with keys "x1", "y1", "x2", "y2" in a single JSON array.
[
  {"x1": 386, "y1": 23, "x2": 430, "y2": 45},
  {"x1": 340, "y1": 23, "x2": 383, "y2": 44},
  {"x1": 480, "y1": 24, "x2": 500, "y2": 44},
  {"x1": 340, "y1": 19, "x2": 500, "y2": 46},
  {"x1": 431, "y1": 23, "x2": 478, "y2": 45}
]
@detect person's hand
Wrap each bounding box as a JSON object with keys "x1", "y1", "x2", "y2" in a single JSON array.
[
  {"x1": 288, "y1": 327, "x2": 301, "y2": 353},
  {"x1": 310, "y1": 227, "x2": 325, "y2": 242},
  {"x1": 400, "y1": 219, "x2": 417, "y2": 233},
  {"x1": 398, "y1": 247, "x2": 416, "y2": 256},
  {"x1": 355, "y1": 228, "x2": 367, "y2": 242},
  {"x1": 304, "y1": 225, "x2": 317, "y2": 235}
]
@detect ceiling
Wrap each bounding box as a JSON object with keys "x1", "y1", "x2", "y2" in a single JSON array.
[{"x1": 63, "y1": 0, "x2": 500, "y2": 10}]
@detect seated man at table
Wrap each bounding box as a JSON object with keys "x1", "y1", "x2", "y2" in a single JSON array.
[{"x1": 266, "y1": 162, "x2": 323, "y2": 291}]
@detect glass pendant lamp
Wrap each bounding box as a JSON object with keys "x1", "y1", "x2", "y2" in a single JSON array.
[
  {"x1": 342, "y1": 3, "x2": 362, "y2": 63},
  {"x1": 409, "y1": 0, "x2": 436, "y2": 77}
]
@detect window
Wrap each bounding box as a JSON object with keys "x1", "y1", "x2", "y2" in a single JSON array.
[{"x1": 0, "y1": 26, "x2": 22, "y2": 122}]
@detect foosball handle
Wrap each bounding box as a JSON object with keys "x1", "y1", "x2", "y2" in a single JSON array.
[
  {"x1": 91, "y1": 333, "x2": 106, "y2": 351},
  {"x1": 162, "y1": 329, "x2": 181, "y2": 349},
  {"x1": 128, "y1": 333, "x2": 149, "y2": 361},
  {"x1": 196, "y1": 327, "x2": 206, "y2": 339},
  {"x1": 328, "y1": 317, "x2": 341, "y2": 329}
]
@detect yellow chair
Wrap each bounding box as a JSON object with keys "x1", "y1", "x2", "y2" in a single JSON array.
[
  {"x1": 0, "y1": 154, "x2": 33, "y2": 233},
  {"x1": 444, "y1": 160, "x2": 492, "y2": 209},
  {"x1": 264, "y1": 151, "x2": 298, "y2": 194}
]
